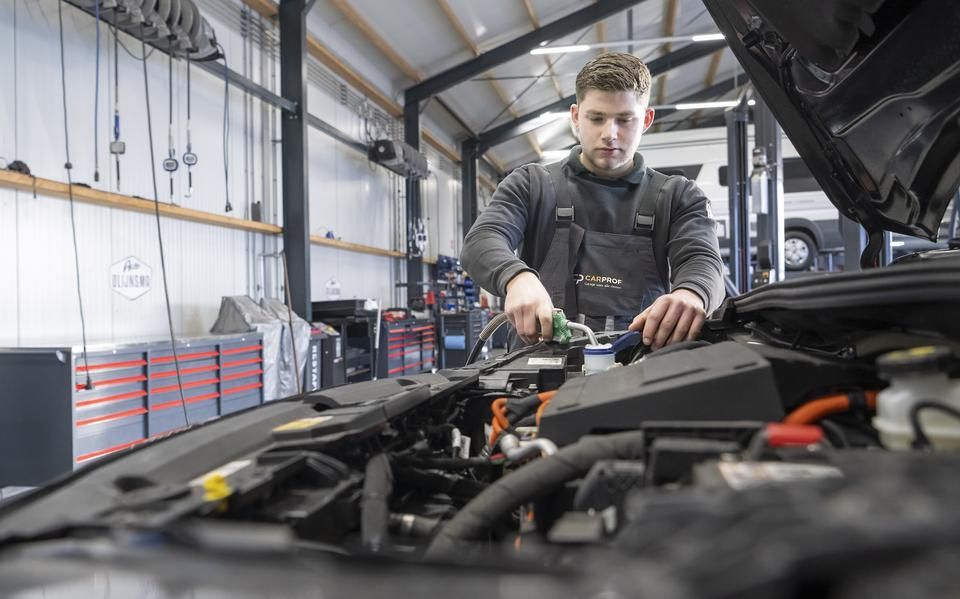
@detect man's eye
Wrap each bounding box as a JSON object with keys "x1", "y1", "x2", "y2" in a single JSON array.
[
  {"x1": 589, "y1": 117, "x2": 603, "y2": 123},
  {"x1": 618, "y1": 118, "x2": 634, "y2": 124}
]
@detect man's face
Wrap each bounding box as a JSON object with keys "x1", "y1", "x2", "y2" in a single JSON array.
[{"x1": 570, "y1": 89, "x2": 655, "y2": 178}]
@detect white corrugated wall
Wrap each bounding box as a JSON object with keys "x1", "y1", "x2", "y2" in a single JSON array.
[{"x1": 0, "y1": 0, "x2": 470, "y2": 347}]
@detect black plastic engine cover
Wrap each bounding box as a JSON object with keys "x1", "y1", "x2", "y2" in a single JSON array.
[{"x1": 538, "y1": 342, "x2": 785, "y2": 446}]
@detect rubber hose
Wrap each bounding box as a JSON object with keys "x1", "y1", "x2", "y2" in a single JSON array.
[
  {"x1": 425, "y1": 431, "x2": 647, "y2": 558},
  {"x1": 394, "y1": 466, "x2": 489, "y2": 500},
  {"x1": 466, "y1": 312, "x2": 510, "y2": 364},
  {"x1": 361, "y1": 454, "x2": 393, "y2": 552},
  {"x1": 390, "y1": 513, "x2": 442, "y2": 538},
  {"x1": 394, "y1": 456, "x2": 503, "y2": 471}
]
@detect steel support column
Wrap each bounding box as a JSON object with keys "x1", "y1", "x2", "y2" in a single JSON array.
[
  {"x1": 461, "y1": 139, "x2": 480, "y2": 239},
  {"x1": 279, "y1": 0, "x2": 311, "y2": 317},
  {"x1": 404, "y1": 102, "x2": 423, "y2": 306},
  {"x1": 753, "y1": 97, "x2": 784, "y2": 282},
  {"x1": 725, "y1": 98, "x2": 751, "y2": 293}
]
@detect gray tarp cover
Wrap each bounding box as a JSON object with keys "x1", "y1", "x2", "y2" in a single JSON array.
[
  {"x1": 209, "y1": 296, "x2": 284, "y2": 401},
  {"x1": 260, "y1": 298, "x2": 310, "y2": 398}
]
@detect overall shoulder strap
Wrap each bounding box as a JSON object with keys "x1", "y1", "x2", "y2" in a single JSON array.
[
  {"x1": 638, "y1": 168, "x2": 672, "y2": 290},
  {"x1": 634, "y1": 168, "x2": 668, "y2": 234},
  {"x1": 538, "y1": 161, "x2": 582, "y2": 315},
  {"x1": 544, "y1": 161, "x2": 575, "y2": 225}
]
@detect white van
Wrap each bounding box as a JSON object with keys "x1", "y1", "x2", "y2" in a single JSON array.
[
  {"x1": 639, "y1": 126, "x2": 842, "y2": 270},
  {"x1": 639, "y1": 126, "x2": 957, "y2": 270}
]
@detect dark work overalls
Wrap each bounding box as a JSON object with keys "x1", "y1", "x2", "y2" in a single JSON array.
[{"x1": 533, "y1": 161, "x2": 670, "y2": 338}]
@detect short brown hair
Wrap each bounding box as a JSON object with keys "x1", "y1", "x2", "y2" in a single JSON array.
[{"x1": 575, "y1": 53, "x2": 652, "y2": 103}]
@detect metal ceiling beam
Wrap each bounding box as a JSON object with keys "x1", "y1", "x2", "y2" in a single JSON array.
[
  {"x1": 433, "y1": 0, "x2": 542, "y2": 159},
  {"x1": 596, "y1": 20, "x2": 608, "y2": 54},
  {"x1": 405, "y1": 0, "x2": 644, "y2": 103},
  {"x1": 691, "y1": 47, "x2": 726, "y2": 127},
  {"x1": 662, "y1": 74, "x2": 741, "y2": 130},
  {"x1": 523, "y1": 0, "x2": 565, "y2": 98},
  {"x1": 236, "y1": 1, "x2": 471, "y2": 174},
  {"x1": 654, "y1": 0, "x2": 679, "y2": 108},
  {"x1": 656, "y1": 74, "x2": 741, "y2": 114},
  {"x1": 329, "y1": 0, "x2": 423, "y2": 81},
  {"x1": 328, "y1": 0, "x2": 501, "y2": 169},
  {"x1": 476, "y1": 39, "x2": 726, "y2": 150}
]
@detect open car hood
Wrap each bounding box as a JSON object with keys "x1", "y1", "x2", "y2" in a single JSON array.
[{"x1": 703, "y1": 0, "x2": 960, "y2": 243}]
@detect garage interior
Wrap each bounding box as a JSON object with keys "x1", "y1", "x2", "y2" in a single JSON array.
[{"x1": 1, "y1": 0, "x2": 960, "y2": 595}]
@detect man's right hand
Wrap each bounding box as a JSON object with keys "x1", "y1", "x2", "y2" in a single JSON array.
[{"x1": 504, "y1": 271, "x2": 554, "y2": 345}]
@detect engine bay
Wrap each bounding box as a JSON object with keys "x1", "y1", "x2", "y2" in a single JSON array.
[{"x1": 2, "y1": 257, "x2": 960, "y2": 597}]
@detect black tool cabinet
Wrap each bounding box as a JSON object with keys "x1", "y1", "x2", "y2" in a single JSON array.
[
  {"x1": 0, "y1": 333, "x2": 264, "y2": 487},
  {"x1": 378, "y1": 317, "x2": 436, "y2": 378}
]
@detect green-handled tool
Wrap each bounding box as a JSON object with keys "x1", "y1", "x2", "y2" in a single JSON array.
[{"x1": 551, "y1": 308, "x2": 572, "y2": 345}]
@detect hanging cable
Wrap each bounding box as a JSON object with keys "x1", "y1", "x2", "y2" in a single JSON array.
[
  {"x1": 163, "y1": 51, "x2": 179, "y2": 203},
  {"x1": 93, "y1": 0, "x2": 101, "y2": 182},
  {"x1": 112, "y1": 25, "x2": 155, "y2": 61},
  {"x1": 110, "y1": 12, "x2": 125, "y2": 189},
  {"x1": 58, "y1": 0, "x2": 94, "y2": 390},
  {"x1": 218, "y1": 43, "x2": 233, "y2": 213},
  {"x1": 182, "y1": 49, "x2": 197, "y2": 198},
  {"x1": 140, "y1": 25, "x2": 190, "y2": 426},
  {"x1": 282, "y1": 251, "x2": 303, "y2": 395}
]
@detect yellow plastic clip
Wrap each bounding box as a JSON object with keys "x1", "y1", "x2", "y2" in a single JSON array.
[{"x1": 202, "y1": 473, "x2": 232, "y2": 503}]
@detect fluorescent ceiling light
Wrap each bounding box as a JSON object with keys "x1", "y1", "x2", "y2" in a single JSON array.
[
  {"x1": 532, "y1": 32, "x2": 725, "y2": 54},
  {"x1": 674, "y1": 101, "x2": 739, "y2": 110},
  {"x1": 672, "y1": 99, "x2": 756, "y2": 110},
  {"x1": 536, "y1": 111, "x2": 569, "y2": 123},
  {"x1": 891, "y1": 241, "x2": 906, "y2": 247},
  {"x1": 542, "y1": 150, "x2": 569, "y2": 160},
  {"x1": 530, "y1": 44, "x2": 591, "y2": 55}
]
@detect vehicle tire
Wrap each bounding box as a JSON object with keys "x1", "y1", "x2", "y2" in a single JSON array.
[{"x1": 784, "y1": 230, "x2": 816, "y2": 271}]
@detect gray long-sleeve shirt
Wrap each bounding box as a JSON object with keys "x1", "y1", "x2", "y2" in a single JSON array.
[{"x1": 461, "y1": 147, "x2": 725, "y2": 314}]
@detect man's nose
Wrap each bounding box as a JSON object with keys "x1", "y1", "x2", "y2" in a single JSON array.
[{"x1": 602, "y1": 121, "x2": 618, "y2": 141}]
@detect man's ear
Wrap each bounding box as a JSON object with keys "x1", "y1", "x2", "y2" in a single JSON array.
[
  {"x1": 642, "y1": 106, "x2": 655, "y2": 132},
  {"x1": 570, "y1": 103, "x2": 580, "y2": 137}
]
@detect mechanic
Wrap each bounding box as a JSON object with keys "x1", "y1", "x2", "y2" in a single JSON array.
[{"x1": 461, "y1": 53, "x2": 724, "y2": 350}]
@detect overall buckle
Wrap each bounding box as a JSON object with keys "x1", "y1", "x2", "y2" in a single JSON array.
[{"x1": 634, "y1": 212, "x2": 655, "y2": 232}]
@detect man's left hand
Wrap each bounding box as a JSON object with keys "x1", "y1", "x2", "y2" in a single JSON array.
[{"x1": 628, "y1": 289, "x2": 706, "y2": 351}]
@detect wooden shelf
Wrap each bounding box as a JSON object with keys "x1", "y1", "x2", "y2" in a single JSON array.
[
  {"x1": 0, "y1": 171, "x2": 450, "y2": 263},
  {"x1": 0, "y1": 171, "x2": 280, "y2": 235},
  {"x1": 309, "y1": 235, "x2": 405, "y2": 259}
]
